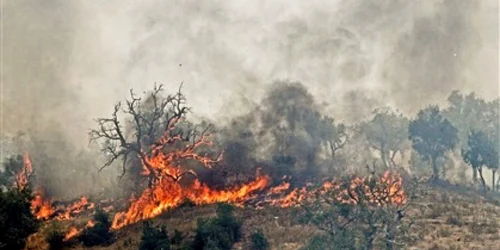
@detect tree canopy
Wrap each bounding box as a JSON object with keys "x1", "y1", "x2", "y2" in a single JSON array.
[{"x1": 409, "y1": 106, "x2": 458, "y2": 180}]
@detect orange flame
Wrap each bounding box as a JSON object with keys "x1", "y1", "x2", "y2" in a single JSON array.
[
  {"x1": 30, "y1": 192, "x2": 55, "y2": 220},
  {"x1": 56, "y1": 196, "x2": 95, "y2": 220},
  {"x1": 16, "y1": 152, "x2": 33, "y2": 191},
  {"x1": 112, "y1": 173, "x2": 270, "y2": 229}
]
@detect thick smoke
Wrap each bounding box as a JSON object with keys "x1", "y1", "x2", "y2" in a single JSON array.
[{"x1": 1, "y1": 0, "x2": 498, "y2": 197}]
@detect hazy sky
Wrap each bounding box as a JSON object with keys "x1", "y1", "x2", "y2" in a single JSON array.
[{"x1": 2, "y1": 0, "x2": 499, "y2": 147}]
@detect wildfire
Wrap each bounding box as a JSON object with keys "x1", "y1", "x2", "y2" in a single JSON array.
[
  {"x1": 30, "y1": 192, "x2": 55, "y2": 220},
  {"x1": 112, "y1": 173, "x2": 270, "y2": 229},
  {"x1": 56, "y1": 196, "x2": 95, "y2": 220},
  {"x1": 263, "y1": 171, "x2": 407, "y2": 208},
  {"x1": 16, "y1": 152, "x2": 33, "y2": 190}
]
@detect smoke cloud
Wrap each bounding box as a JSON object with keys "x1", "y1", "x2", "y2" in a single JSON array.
[{"x1": 1, "y1": 0, "x2": 498, "y2": 197}]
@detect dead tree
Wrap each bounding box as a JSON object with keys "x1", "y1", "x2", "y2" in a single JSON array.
[{"x1": 90, "y1": 84, "x2": 222, "y2": 186}]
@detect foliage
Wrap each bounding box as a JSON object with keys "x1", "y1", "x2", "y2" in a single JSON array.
[
  {"x1": 78, "y1": 209, "x2": 113, "y2": 247},
  {"x1": 462, "y1": 130, "x2": 498, "y2": 191},
  {"x1": 362, "y1": 107, "x2": 409, "y2": 169},
  {"x1": 409, "y1": 106, "x2": 458, "y2": 180},
  {"x1": 139, "y1": 220, "x2": 170, "y2": 250},
  {"x1": 0, "y1": 155, "x2": 25, "y2": 188},
  {"x1": 302, "y1": 173, "x2": 416, "y2": 250},
  {"x1": 191, "y1": 203, "x2": 242, "y2": 250},
  {"x1": 0, "y1": 188, "x2": 39, "y2": 250},
  {"x1": 249, "y1": 230, "x2": 269, "y2": 250},
  {"x1": 45, "y1": 227, "x2": 65, "y2": 250}
]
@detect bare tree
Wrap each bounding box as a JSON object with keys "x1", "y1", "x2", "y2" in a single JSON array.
[{"x1": 90, "y1": 84, "x2": 222, "y2": 186}]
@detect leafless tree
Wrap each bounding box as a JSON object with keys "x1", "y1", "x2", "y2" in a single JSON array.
[{"x1": 90, "y1": 84, "x2": 222, "y2": 186}]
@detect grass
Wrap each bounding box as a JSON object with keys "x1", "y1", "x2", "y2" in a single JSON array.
[{"x1": 24, "y1": 184, "x2": 500, "y2": 250}]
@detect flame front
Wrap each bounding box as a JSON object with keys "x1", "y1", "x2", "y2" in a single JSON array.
[{"x1": 112, "y1": 173, "x2": 270, "y2": 229}]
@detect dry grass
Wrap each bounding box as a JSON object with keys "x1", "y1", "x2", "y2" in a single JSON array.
[{"x1": 25, "y1": 184, "x2": 500, "y2": 250}]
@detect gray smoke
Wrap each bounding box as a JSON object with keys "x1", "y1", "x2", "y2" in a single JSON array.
[{"x1": 1, "y1": 0, "x2": 498, "y2": 197}]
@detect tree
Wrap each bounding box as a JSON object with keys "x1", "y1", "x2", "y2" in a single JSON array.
[
  {"x1": 318, "y1": 116, "x2": 348, "y2": 168},
  {"x1": 362, "y1": 108, "x2": 409, "y2": 169},
  {"x1": 301, "y1": 172, "x2": 415, "y2": 250},
  {"x1": 90, "y1": 84, "x2": 221, "y2": 187},
  {"x1": 443, "y1": 91, "x2": 499, "y2": 183},
  {"x1": 0, "y1": 188, "x2": 39, "y2": 249},
  {"x1": 409, "y1": 106, "x2": 458, "y2": 180},
  {"x1": 78, "y1": 209, "x2": 113, "y2": 247},
  {"x1": 462, "y1": 130, "x2": 498, "y2": 192},
  {"x1": 139, "y1": 221, "x2": 170, "y2": 250}
]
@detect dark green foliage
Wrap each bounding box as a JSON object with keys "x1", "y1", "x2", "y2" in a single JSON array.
[
  {"x1": 171, "y1": 229, "x2": 184, "y2": 245},
  {"x1": 139, "y1": 220, "x2": 170, "y2": 250},
  {"x1": 0, "y1": 188, "x2": 39, "y2": 250},
  {"x1": 46, "y1": 228, "x2": 65, "y2": 250},
  {"x1": 249, "y1": 230, "x2": 269, "y2": 250},
  {"x1": 409, "y1": 106, "x2": 458, "y2": 179},
  {"x1": 191, "y1": 203, "x2": 242, "y2": 250},
  {"x1": 78, "y1": 209, "x2": 113, "y2": 247}
]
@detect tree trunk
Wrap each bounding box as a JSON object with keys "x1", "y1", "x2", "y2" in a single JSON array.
[
  {"x1": 472, "y1": 167, "x2": 478, "y2": 183},
  {"x1": 478, "y1": 167, "x2": 487, "y2": 193},
  {"x1": 492, "y1": 170, "x2": 496, "y2": 192},
  {"x1": 381, "y1": 148, "x2": 389, "y2": 170},
  {"x1": 431, "y1": 156, "x2": 439, "y2": 180}
]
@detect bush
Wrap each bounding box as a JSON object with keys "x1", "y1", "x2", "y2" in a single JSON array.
[
  {"x1": 0, "y1": 188, "x2": 39, "y2": 250},
  {"x1": 139, "y1": 220, "x2": 170, "y2": 250},
  {"x1": 249, "y1": 230, "x2": 269, "y2": 250},
  {"x1": 191, "y1": 203, "x2": 242, "y2": 250},
  {"x1": 45, "y1": 228, "x2": 65, "y2": 250},
  {"x1": 78, "y1": 209, "x2": 113, "y2": 247}
]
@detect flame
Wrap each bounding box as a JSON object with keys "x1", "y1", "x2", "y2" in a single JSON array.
[
  {"x1": 265, "y1": 171, "x2": 407, "y2": 208},
  {"x1": 63, "y1": 219, "x2": 96, "y2": 241},
  {"x1": 56, "y1": 196, "x2": 95, "y2": 220},
  {"x1": 30, "y1": 192, "x2": 55, "y2": 220},
  {"x1": 64, "y1": 227, "x2": 80, "y2": 241},
  {"x1": 16, "y1": 152, "x2": 33, "y2": 190},
  {"x1": 112, "y1": 173, "x2": 270, "y2": 229}
]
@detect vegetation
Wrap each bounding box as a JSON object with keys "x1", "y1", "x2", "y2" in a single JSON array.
[
  {"x1": 249, "y1": 230, "x2": 269, "y2": 250},
  {"x1": 191, "y1": 203, "x2": 242, "y2": 250},
  {"x1": 139, "y1": 220, "x2": 170, "y2": 250},
  {"x1": 78, "y1": 209, "x2": 113, "y2": 247},
  {"x1": 0, "y1": 188, "x2": 39, "y2": 250},
  {"x1": 462, "y1": 130, "x2": 499, "y2": 191},
  {"x1": 409, "y1": 106, "x2": 458, "y2": 180}
]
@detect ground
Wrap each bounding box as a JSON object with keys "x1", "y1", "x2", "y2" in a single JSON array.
[{"x1": 25, "y1": 183, "x2": 500, "y2": 250}]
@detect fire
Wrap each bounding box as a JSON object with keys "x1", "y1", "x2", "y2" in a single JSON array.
[
  {"x1": 16, "y1": 152, "x2": 33, "y2": 190},
  {"x1": 112, "y1": 173, "x2": 270, "y2": 229},
  {"x1": 63, "y1": 220, "x2": 96, "y2": 241},
  {"x1": 64, "y1": 227, "x2": 80, "y2": 241},
  {"x1": 30, "y1": 192, "x2": 55, "y2": 220},
  {"x1": 264, "y1": 171, "x2": 407, "y2": 208},
  {"x1": 56, "y1": 196, "x2": 95, "y2": 220}
]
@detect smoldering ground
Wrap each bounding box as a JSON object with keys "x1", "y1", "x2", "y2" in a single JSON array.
[{"x1": 1, "y1": 0, "x2": 498, "y2": 198}]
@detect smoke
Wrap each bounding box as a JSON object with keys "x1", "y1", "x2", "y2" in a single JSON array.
[{"x1": 1, "y1": 0, "x2": 497, "y2": 197}]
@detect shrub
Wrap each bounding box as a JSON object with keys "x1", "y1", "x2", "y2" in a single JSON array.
[
  {"x1": 139, "y1": 220, "x2": 170, "y2": 250},
  {"x1": 249, "y1": 230, "x2": 269, "y2": 250},
  {"x1": 0, "y1": 188, "x2": 39, "y2": 250},
  {"x1": 78, "y1": 209, "x2": 113, "y2": 247},
  {"x1": 191, "y1": 203, "x2": 242, "y2": 250},
  {"x1": 45, "y1": 228, "x2": 65, "y2": 250}
]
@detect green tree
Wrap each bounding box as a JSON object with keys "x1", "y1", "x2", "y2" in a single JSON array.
[
  {"x1": 443, "y1": 91, "x2": 499, "y2": 183},
  {"x1": 362, "y1": 107, "x2": 409, "y2": 169},
  {"x1": 0, "y1": 188, "x2": 39, "y2": 250},
  {"x1": 462, "y1": 130, "x2": 498, "y2": 192},
  {"x1": 409, "y1": 106, "x2": 458, "y2": 180},
  {"x1": 249, "y1": 230, "x2": 269, "y2": 250},
  {"x1": 78, "y1": 209, "x2": 113, "y2": 247},
  {"x1": 139, "y1": 221, "x2": 170, "y2": 250}
]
